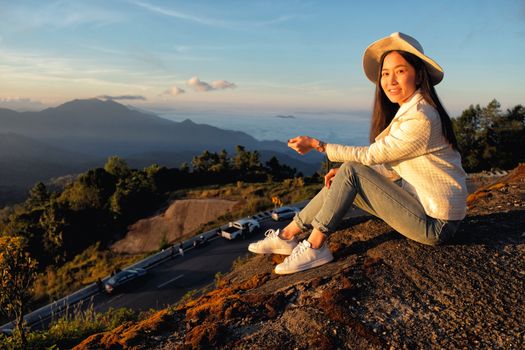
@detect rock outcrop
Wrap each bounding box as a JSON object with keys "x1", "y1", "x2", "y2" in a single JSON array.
[{"x1": 75, "y1": 166, "x2": 525, "y2": 349}]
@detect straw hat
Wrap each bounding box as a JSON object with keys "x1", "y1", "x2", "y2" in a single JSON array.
[{"x1": 363, "y1": 32, "x2": 444, "y2": 85}]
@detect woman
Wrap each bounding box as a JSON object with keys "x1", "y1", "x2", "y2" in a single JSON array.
[{"x1": 248, "y1": 32, "x2": 467, "y2": 275}]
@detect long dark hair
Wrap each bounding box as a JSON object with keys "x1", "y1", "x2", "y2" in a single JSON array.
[{"x1": 369, "y1": 50, "x2": 459, "y2": 150}]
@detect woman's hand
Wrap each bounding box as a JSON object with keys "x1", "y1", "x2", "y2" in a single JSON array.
[
  {"x1": 324, "y1": 168, "x2": 339, "y2": 189},
  {"x1": 288, "y1": 136, "x2": 317, "y2": 155}
]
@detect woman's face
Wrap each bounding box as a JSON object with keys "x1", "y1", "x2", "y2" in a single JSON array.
[{"x1": 380, "y1": 51, "x2": 418, "y2": 105}]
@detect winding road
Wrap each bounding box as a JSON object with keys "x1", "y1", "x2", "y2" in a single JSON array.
[{"x1": 89, "y1": 218, "x2": 289, "y2": 314}]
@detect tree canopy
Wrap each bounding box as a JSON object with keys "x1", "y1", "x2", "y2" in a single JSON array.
[
  {"x1": 0, "y1": 150, "x2": 299, "y2": 274},
  {"x1": 453, "y1": 100, "x2": 524, "y2": 172}
]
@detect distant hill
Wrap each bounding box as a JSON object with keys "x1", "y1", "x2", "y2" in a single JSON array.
[
  {"x1": 0, "y1": 99, "x2": 321, "y2": 159},
  {"x1": 0, "y1": 99, "x2": 254, "y2": 156},
  {"x1": 0, "y1": 133, "x2": 98, "y2": 206},
  {"x1": 0, "y1": 99, "x2": 323, "y2": 203},
  {"x1": 0, "y1": 132, "x2": 94, "y2": 163},
  {"x1": 0, "y1": 133, "x2": 96, "y2": 187}
]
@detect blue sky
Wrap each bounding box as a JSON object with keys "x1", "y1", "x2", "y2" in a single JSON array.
[{"x1": 0, "y1": 0, "x2": 523, "y2": 117}]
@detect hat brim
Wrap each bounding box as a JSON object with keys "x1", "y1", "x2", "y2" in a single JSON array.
[{"x1": 363, "y1": 36, "x2": 444, "y2": 85}]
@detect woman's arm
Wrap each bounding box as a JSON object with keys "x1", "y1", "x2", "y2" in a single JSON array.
[
  {"x1": 326, "y1": 112, "x2": 445, "y2": 165},
  {"x1": 287, "y1": 136, "x2": 326, "y2": 155},
  {"x1": 287, "y1": 111, "x2": 447, "y2": 166},
  {"x1": 324, "y1": 168, "x2": 338, "y2": 188}
]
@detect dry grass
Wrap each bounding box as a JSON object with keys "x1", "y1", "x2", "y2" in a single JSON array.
[{"x1": 33, "y1": 243, "x2": 146, "y2": 303}]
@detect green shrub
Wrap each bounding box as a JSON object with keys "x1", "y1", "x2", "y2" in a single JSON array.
[{"x1": 0, "y1": 304, "x2": 138, "y2": 349}]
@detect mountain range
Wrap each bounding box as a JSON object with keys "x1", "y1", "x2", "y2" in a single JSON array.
[{"x1": 0, "y1": 99, "x2": 322, "y2": 204}]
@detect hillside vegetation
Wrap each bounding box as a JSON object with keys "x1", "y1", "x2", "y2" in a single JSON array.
[{"x1": 0, "y1": 145, "x2": 322, "y2": 346}]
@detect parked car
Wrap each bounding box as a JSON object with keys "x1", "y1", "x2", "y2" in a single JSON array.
[
  {"x1": 104, "y1": 267, "x2": 147, "y2": 294},
  {"x1": 271, "y1": 206, "x2": 300, "y2": 221},
  {"x1": 221, "y1": 218, "x2": 260, "y2": 240}
]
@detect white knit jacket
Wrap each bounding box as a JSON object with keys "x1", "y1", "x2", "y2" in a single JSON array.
[{"x1": 325, "y1": 92, "x2": 467, "y2": 220}]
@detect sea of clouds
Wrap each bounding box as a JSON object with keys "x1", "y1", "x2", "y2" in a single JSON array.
[{"x1": 160, "y1": 109, "x2": 370, "y2": 146}]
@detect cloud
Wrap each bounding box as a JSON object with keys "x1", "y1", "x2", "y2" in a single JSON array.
[
  {"x1": 211, "y1": 80, "x2": 237, "y2": 90},
  {"x1": 0, "y1": 98, "x2": 47, "y2": 111},
  {"x1": 186, "y1": 76, "x2": 237, "y2": 92},
  {"x1": 7, "y1": 2, "x2": 123, "y2": 31},
  {"x1": 97, "y1": 95, "x2": 147, "y2": 101},
  {"x1": 131, "y1": 1, "x2": 294, "y2": 29},
  {"x1": 165, "y1": 86, "x2": 186, "y2": 97},
  {"x1": 187, "y1": 76, "x2": 213, "y2": 92},
  {"x1": 174, "y1": 45, "x2": 191, "y2": 54},
  {"x1": 132, "y1": 1, "x2": 224, "y2": 26}
]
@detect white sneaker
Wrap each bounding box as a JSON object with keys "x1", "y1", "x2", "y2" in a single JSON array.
[
  {"x1": 274, "y1": 240, "x2": 333, "y2": 275},
  {"x1": 248, "y1": 229, "x2": 298, "y2": 255}
]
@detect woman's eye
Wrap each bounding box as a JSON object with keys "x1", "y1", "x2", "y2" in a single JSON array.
[{"x1": 381, "y1": 72, "x2": 389, "y2": 77}]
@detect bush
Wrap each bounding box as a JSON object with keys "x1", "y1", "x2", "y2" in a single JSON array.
[{"x1": 0, "y1": 305, "x2": 138, "y2": 350}]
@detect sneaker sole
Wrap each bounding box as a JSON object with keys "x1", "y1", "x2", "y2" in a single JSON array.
[
  {"x1": 248, "y1": 246, "x2": 293, "y2": 255},
  {"x1": 274, "y1": 255, "x2": 334, "y2": 275}
]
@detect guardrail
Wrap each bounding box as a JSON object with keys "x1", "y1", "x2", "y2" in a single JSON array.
[{"x1": 0, "y1": 206, "x2": 287, "y2": 333}]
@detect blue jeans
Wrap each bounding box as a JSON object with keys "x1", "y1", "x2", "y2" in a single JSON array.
[{"x1": 294, "y1": 162, "x2": 461, "y2": 246}]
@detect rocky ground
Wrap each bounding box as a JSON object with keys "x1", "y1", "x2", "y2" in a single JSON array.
[{"x1": 74, "y1": 166, "x2": 525, "y2": 349}]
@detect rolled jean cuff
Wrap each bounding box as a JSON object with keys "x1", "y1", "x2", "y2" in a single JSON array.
[
  {"x1": 311, "y1": 218, "x2": 333, "y2": 235},
  {"x1": 293, "y1": 213, "x2": 311, "y2": 232}
]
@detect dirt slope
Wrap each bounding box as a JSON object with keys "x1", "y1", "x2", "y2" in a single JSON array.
[
  {"x1": 111, "y1": 199, "x2": 237, "y2": 253},
  {"x1": 75, "y1": 166, "x2": 525, "y2": 349}
]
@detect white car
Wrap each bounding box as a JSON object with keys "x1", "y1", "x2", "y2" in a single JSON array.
[
  {"x1": 221, "y1": 218, "x2": 260, "y2": 240},
  {"x1": 271, "y1": 206, "x2": 300, "y2": 221}
]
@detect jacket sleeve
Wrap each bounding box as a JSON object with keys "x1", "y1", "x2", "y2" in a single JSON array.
[{"x1": 326, "y1": 112, "x2": 435, "y2": 165}]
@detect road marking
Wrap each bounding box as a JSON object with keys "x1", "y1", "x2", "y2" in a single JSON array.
[
  {"x1": 107, "y1": 294, "x2": 123, "y2": 304},
  {"x1": 157, "y1": 274, "x2": 184, "y2": 289}
]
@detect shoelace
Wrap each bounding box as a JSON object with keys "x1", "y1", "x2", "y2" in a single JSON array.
[
  {"x1": 284, "y1": 241, "x2": 308, "y2": 262},
  {"x1": 253, "y1": 229, "x2": 278, "y2": 248},
  {"x1": 263, "y1": 229, "x2": 278, "y2": 238}
]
